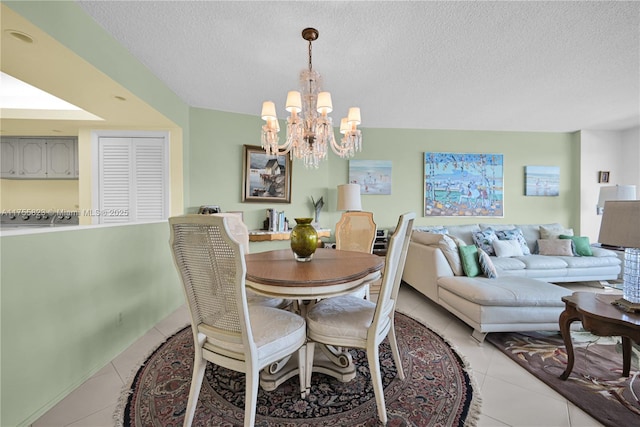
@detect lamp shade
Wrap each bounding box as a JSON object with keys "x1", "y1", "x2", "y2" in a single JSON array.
[
  {"x1": 598, "y1": 200, "x2": 640, "y2": 248},
  {"x1": 337, "y1": 184, "x2": 362, "y2": 211},
  {"x1": 597, "y1": 185, "x2": 637, "y2": 212}
]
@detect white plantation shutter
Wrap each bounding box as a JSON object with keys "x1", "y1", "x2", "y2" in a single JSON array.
[
  {"x1": 134, "y1": 139, "x2": 166, "y2": 221},
  {"x1": 99, "y1": 138, "x2": 131, "y2": 223},
  {"x1": 97, "y1": 136, "x2": 167, "y2": 224}
]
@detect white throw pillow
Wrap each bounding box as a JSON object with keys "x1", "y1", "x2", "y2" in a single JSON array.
[{"x1": 493, "y1": 239, "x2": 524, "y2": 257}]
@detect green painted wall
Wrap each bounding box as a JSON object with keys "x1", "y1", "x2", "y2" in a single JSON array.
[
  {"x1": 1, "y1": 224, "x2": 182, "y2": 427},
  {"x1": 188, "y1": 108, "x2": 581, "y2": 243}
]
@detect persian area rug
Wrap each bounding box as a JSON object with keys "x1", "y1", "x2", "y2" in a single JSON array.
[
  {"x1": 487, "y1": 331, "x2": 640, "y2": 427},
  {"x1": 117, "y1": 313, "x2": 480, "y2": 426}
]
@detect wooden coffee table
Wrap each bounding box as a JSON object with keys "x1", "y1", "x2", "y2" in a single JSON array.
[{"x1": 559, "y1": 292, "x2": 640, "y2": 380}]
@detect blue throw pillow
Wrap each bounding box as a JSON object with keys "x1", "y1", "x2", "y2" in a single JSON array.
[
  {"x1": 495, "y1": 228, "x2": 531, "y2": 255},
  {"x1": 478, "y1": 247, "x2": 498, "y2": 278},
  {"x1": 472, "y1": 228, "x2": 498, "y2": 256}
]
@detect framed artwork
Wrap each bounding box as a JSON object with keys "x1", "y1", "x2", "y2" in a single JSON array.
[
  {"x1": 424, "y1": 152, "x2": 504, "y2": 217},
  {"x1": 598, "y1": 171, "x2": 610, "y2": 183},
  {"x1": 524, "y1": 166, "x2": 560, "y2": 196},
  {"x1": 242, "y1": 145, "x2": 292, "y2": 203},
  {"x1": 348, "y1": 160, "x2": 392, "y2": 195}
]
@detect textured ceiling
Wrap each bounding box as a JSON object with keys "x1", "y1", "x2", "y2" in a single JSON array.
[{"x1": 76, "y1": 1, "x2": 640, "y2": 132}]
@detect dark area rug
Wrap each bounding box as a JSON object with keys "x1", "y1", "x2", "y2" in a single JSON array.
[
  {"x1": 117, "y1": 313, "x2": 480, "y2": 426},
  {"x1": 487, "y1": 330, "x2": 640, "y2": 427}
]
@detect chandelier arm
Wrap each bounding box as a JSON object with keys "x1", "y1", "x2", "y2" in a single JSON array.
[{"x1": 330, "y1": 137, "x2": 346, "y2": 157}]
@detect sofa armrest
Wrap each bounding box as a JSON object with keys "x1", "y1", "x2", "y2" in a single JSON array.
[{"x1": 402, "y1": 241, "x2": 454, "y2": 302}]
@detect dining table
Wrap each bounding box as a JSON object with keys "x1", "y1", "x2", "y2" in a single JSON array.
[{"x1": 245, "y1": 247, "x2": 385, "y2": 393}]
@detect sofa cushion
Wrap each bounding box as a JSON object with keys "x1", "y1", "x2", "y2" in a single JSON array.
[
  {"x1": 537, "y1": 239, "x2": 573, "y2": 256},
  {"x1": 437, "y1": 276, "x2": 571, "y2": 307},
  {"x1": 560, "y1": 255, "x2": 622, "y2": 268},
  {"x1": 411, "y1": 230, "x2": 445, "y2": 246},
  {"x1": 496, "y1": 228, "x2": 531, "y2": 255},
  {"x1": 446, "y1": 224, "x2": 482, "y2": 245},
  {"x1": 493, "y1": 239, "x2": 524, "y2": 257},
  {"x1": 559, "y1": 235, "x2": 593, "y2": 256},
  {"x1": 478, "y1": 248, "x2": 498, "y2": 278},
  {"x1": 516, "y1": 254, "x2": 569, "y2": 269},
  {"x1": 472, "y1": 228, "x2": 498, "y2": 255},
  {"x1": 490, "y1": 256, "x2": 527, "y2": 271},
  {"x1": 540, "y1": 224, "x2": 574, "y2": 240},
  {"x1": 459, "y1": 245, "x2": 481, "y2": 277},
  {"x1": 412, "y1": 231, "x2": 464, "y2": 275}
]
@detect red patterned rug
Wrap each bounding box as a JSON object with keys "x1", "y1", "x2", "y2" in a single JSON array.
[
  {"x1": 117, "y1": 313, "x2": 480, "y2": 426},
  {"x1": 487, "y1": 330, "x2": 640, "y2": 427}
]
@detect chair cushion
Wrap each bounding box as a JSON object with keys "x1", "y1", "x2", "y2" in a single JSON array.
[
  {"x1": 249, "y1": 306, "x2": 306, "y2": 359},
  {"x1": 306, "y1": 295, "x2": 376, "y2": 341}
]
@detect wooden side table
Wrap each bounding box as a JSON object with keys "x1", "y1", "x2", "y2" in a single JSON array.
[{"x1": 559, "y1": 292, "x2": 640, "y2": 380}]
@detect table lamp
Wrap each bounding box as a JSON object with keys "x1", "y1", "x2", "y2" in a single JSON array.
[
  {"x1": 596, "y1": 185, "x2": 637, "y2": 215},
  {"x1": 598, "y1": 200, "x2": 640, "y2": 312},
  {"x1": 337, "y1": 183, "x2": 362, "y2": 211}
]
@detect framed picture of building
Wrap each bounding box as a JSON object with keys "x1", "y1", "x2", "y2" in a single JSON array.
[
  {"x1": 242, "y1": 145, "x2": 292, "y2": 203},
  {"x1": 424, "y1": 152, "x2": 504, "y2": 217},
  {"x1": 525, "y1": 165, "x2": 560, "y2": 196}
]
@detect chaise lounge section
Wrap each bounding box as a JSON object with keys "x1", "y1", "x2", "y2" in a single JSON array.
[{"x1": 402, "y1": 223, "x2": 622, "y2": 342}]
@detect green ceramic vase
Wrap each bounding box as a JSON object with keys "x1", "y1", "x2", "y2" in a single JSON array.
[{"x1": 290, "y1": 218, "x2": 318, "y2": 262}]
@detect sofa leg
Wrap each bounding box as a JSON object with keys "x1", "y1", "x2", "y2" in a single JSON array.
[{"x1": 472, "y1": 330, "x2": 487, "y2": 343}]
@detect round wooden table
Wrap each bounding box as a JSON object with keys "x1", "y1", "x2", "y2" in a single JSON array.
[
  {"x1": 245, "y1": 248, "x2": 384, "y2": 299},
  {"x1": 245, "y1": 247, "x2": 385, "y2": 393}
]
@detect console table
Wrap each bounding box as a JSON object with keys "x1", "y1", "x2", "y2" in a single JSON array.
[
  {"x1": 248, "y1": 228, "x2": 331, "y2": 241},
  {"x1": 559, "y1": 292, "x2": 640, "y2": 380}
]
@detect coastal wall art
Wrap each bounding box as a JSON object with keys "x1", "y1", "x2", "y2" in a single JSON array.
[
  {"x1": 524, "y1": 165, "x2": 560, "y2": 196},
  {"x1": 424, "y1": 152, "x2": 504, "y2": 217},
  {"x1": 348, "y1": 160, "x2": 392, "y2": 195}
]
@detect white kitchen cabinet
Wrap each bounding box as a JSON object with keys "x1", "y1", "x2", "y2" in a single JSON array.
[
  {"x1": 0, "y1": 137, "x2": 77, "y2": 179},
  {"x1": 47, "y1": 139, "x2": 76, "y2": 178},
  {"x1": 18, "y1": 138, "x2": 47, "y2": 178},
  {"x1": 1, "y1": 138, "x2": 19, "y2": 178}
]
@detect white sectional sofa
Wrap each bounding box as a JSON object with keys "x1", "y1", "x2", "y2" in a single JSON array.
[{"x1": 401, "y1": 223, "x2": 622, "y2": 342}]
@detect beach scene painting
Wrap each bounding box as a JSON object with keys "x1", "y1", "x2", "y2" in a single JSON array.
[
  {"x1": 525, "y1": 165, "x2": 560, "y2": 196},
  {"x1": 348, "y1": 160, "x2": 392, "y2": 195},
  {"x1": 424, "y1": 152, "x2": 504, "y2": 217}
]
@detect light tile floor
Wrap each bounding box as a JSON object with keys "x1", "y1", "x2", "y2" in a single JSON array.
[{"x1": 33, "y1": 285, "x2": 605, "y2": 427}]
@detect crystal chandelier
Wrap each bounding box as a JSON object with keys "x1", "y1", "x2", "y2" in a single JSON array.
[{"x1": 261, "y1": 28, "x2": 362, "y2": 169}]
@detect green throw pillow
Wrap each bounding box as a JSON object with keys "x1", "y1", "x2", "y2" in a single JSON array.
[
  {"x1": 559, "y1": 235, "x2": 593, "y2": 256},
  {"x1": 459, "y1": 245, "x2": 481, "y2": 277}
]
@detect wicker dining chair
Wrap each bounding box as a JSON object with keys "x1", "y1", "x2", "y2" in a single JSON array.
[
  {"x1": 213, "y1": 212, "x2": 291, "y2": 309},
  {"x1": 335, "y1": 211, "x2": 377, "y2": 299},
  {"x1": 169, "y1": 214, "x2": 307, "y2": 427},
  {"x1": 305, "y1": 212, "x2": 415, "y2": 425}
]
